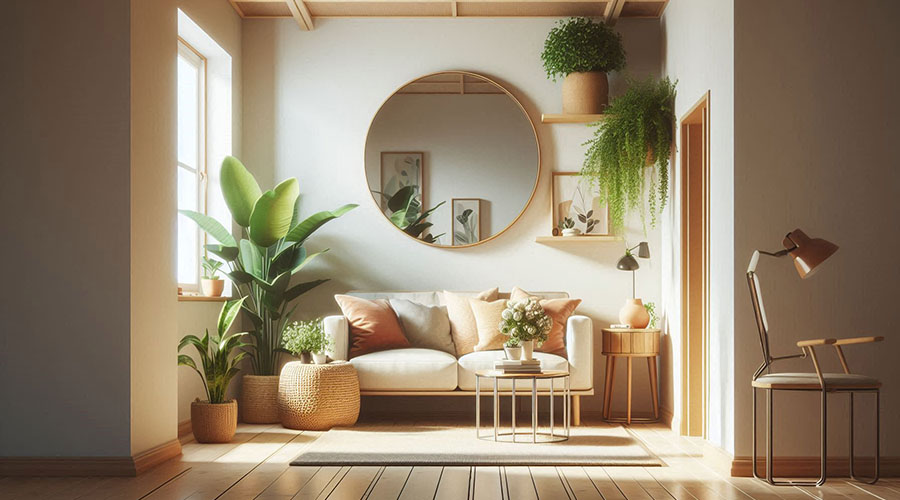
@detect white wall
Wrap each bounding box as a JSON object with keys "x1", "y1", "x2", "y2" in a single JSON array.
[
  {"x1": 733, "y1": 0, "x2": 899, "y2": 459},
  {"x1": 661, "y1": 0, "x2": 735, "y2": 452},
  {"x1": 242, "y1": 17, "x2": 663, "y2": 416},
  {"x1": 365, "y1": 93, "x2": 537, "y2": 242}
]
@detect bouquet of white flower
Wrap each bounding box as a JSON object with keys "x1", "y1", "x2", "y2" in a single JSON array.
[{"x1": 498, "y1": 298, "x2": 552, "y2": 346}]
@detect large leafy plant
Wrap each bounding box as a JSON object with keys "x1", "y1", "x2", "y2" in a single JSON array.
[
  {"x1": 380, "y1": 185, "x2": 445, "y2": 244},
  {"x1": 581, "y1": 77, "x2": 676, "y2": 231},
  {"x1": 180, "y1": 156, "x2": 357, "y2": 375},
  {"x1": 541, "y1": 17, "x2": 626, "y2": 81},
  {"x1": 178, "y1": 298, "x2": 249, "y2": 403}
]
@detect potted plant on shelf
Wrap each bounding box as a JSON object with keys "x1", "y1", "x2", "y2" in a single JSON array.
[
  {"x1": 282, "y1": 319, "x2": 333, "y2": 365},
  {"x1": 559, "y1": 216, "x2": 580, "y2": 237},
  {"x1": 180, "y1": 156, "x2": 357, "y2": 423},
  {"x1": 178, "y1": 298, "x2": 248, "y2": 443},
  {"x1": 581, "y1": 77, "x2": 676, "y2": 232},
  {"x1": 541, "y1": 17, "x2": 626, "y2": 114},
  {"x1": 503, "y1": 338, "x2": 522, "y2": 361},
  {"x1": 200, "y1": 255, "x2": 225, "y2": 297},
  {"x1": 499, "y1": 298, "x2": 552, "y2": 361}
]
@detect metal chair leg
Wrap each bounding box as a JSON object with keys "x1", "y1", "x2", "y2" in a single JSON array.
[
  {"x1": 752, "y1": 387, "x2": 763, "y2": 480},
  {"x1": 762, "y1": 388, "x2": 828, "y2": 486},
  {"x1": 849, "y1": 390, "x2": 880, "y2": 484}
]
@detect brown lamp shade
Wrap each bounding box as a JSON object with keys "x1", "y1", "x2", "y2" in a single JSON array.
[{"x1": 782, "y1": 229, "x2": 838, "y2": 279}]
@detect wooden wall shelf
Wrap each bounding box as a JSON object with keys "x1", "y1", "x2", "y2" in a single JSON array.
[
  {"x1": 540, "y1": 113, "x2": 607, "y2": 124},
  {"x1": 535, "y1": 236, "x2": 623, "y2": 244}
]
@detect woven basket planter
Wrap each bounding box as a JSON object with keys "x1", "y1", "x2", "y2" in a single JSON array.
[
  {"x1": 278, "y1": 361, "x2": 360, "y2": 430},
  {"x1": 191, "y1": 400, "x2": 237, "y2": 443},
  {"x1": 241, "y1": 375, "x2": 280, "y2": 424}
]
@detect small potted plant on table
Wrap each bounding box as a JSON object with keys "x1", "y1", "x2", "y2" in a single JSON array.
[
  {"x1": 503, "y1": 338, "x2": 522, "y2": 360},
  {"x1": 200, "y1": 255, "x2": 225, "y2": 297},
  {"x1": 178, "y1": 298, "x2": 248, "y2": 443},
  {"x1": 499, "y1": 298, "x2": 553, "y2": 360},
  {"x1": 283, "y1": 319, "x2": 333, "y2": 365}
]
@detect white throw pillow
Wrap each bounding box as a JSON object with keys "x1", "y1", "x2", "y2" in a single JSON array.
[{"x1": 389, "y1": 299, "x2": 456, "y2": 356}]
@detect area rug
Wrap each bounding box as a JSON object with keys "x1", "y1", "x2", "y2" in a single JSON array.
[{"x1": 290, "y1": 423, "x2": 662, "y2": 466}]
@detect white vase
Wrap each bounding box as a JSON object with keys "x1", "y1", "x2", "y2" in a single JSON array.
[
  {"x1": 312, "y1": 352, "x2": 328, "y2": 365},
  {"x1": 562, "y1": 228, "x2": 581, "y2": 237},
  {"x1": 504, "y1": 346, "x2": 522, "y2": 360},
  {"x1": 520, "y1": 340, "x2": 534, "y2": 361}
]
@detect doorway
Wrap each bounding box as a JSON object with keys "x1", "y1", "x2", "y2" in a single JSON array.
[{"x1": 680, "y1": 92, "x2": 710, "y2": 437}]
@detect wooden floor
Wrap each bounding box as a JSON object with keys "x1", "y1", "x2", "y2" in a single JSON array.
[{"x1": 1, "y1": 419, "x2": 898, "y2": 500}]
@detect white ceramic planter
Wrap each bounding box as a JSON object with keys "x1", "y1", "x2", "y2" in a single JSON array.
[
  {"x1": 312, "y1": 352, "x2": 328, "y2": 364},
  {"x1": 520, "y1": 340, "x2": 535, "y2": 361}
]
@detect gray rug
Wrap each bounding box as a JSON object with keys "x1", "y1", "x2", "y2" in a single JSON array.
[{"x1": 290, "y1": 424, "x2": 662, "y2": 466}]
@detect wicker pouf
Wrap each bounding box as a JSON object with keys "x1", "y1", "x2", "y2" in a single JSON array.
[
  {"x1": 241, "y1": 375, "x2": 281, "y2": 424},
  {"x1": 278, "y1": 361, "x2": 360, "y2": 430}
]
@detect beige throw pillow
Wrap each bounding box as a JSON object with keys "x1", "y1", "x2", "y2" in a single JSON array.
[
  {"x1": 388, "y1": 299, "x2": 455, "y2": 356},
  {"x1": 470, "y1": 298, "x2": 508, "y2": 351},
  {"x1": 444, "y1": 288, "x2": 499, "y2": 356}
]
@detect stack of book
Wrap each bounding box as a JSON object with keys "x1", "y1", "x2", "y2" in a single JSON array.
[{"x1": 493, "y1": 359, "x2": 542, "y2": 374}]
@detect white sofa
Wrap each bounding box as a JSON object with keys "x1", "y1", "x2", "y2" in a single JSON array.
[{"x1": 323, "y1": 291, "x2": 593, "y2": 424}]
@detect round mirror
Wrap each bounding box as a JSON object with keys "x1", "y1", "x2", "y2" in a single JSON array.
[{"x1": 365, "y1": 71, "x2": 540, "y2": 248}]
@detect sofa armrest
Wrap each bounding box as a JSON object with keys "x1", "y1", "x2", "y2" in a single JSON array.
[
  {"x1": 323, "y1": 315, "x2": 349, "y2": 361},
  {"x1": 566, "y1": 315, "x2": 593, "y2": 391}
]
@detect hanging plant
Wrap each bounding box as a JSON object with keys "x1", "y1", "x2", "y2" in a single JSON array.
[{"x1": 581, "y1": 76, "x2": 676, "y2": 231}]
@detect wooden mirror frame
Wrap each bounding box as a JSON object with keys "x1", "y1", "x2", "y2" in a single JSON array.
[{"x1": 364, "y1": 70, "x2": 541, "y2": 249}]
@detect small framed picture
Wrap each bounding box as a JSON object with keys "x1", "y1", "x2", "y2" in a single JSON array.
[
  {"x1": 452, "y1": 198, "x2": 481, "y2": 246},
  {"x1": 380, "y1": 152, "x2": 425, "y2": 214},
  {"x1": 551, "y1": 172, "x2": 610, "y2": 236}
]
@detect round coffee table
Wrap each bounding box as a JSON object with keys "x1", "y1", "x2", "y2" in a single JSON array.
[{"x1": 475, "y1": 369, "x2": 570, "y2": 443}]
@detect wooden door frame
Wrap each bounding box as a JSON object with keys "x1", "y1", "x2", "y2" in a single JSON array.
[{"x1": 679, "y1": 91, "x2": 710, "y2": 438}]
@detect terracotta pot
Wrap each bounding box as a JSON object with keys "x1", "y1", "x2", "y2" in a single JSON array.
[
  {"x1": 619, "y1": 298, "x2": 650, "y2": 329},
  {"x1": 562, "y1": 71, "x2": 609, "y2": 114},
  {"x1": 201, "y1": 278, "x2": 224, "y2": 297},
  {"x1": 241, "y1": 375, "x2": 280, "y2": 423},
  {"x1": 191, "y1": 400, "x2": 237, "y2": 443},
  {"x1": 520, "y1": 340, "x2": 535, "y2": 361}
]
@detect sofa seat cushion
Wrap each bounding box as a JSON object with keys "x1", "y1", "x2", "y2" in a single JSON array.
[
  {"x1": 457, "y1": 351, "x2": 569, "y2": 390},
  {"x1": 349, "y1": 348, "x2": 458, "y2": 391}
]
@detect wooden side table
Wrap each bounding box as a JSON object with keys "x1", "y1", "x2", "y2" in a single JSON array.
[{"x1": 601, "y1": 328, "x2": 660, "y2": 424}]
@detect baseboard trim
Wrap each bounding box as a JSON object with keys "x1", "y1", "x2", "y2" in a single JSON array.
[
  {"x1": 0, "y1": 439, "x2": 182, "y2": 477},
  {"x1": 731, "y1": 456, "x2": 900, "y2": 478},
  {"x1": 178, "y1": 419, "x2": 194, "y2": 444}
]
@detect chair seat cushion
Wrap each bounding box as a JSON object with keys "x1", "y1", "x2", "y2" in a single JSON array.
[
  {"x1": 457, "y1": 351, "x2": 569, "y2": 390},
  {"x1": 349, "y1": 348, "x2": 458, "y2": 391},
  {"x1": 752, "y1": 372, "x2": 880, "y2": 390}
]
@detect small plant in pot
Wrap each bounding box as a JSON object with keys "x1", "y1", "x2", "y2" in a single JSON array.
[
  {"x1": 558, "y1": 216, "x2": 581, "y2": 237},
  {"x1": 542, "y1": 17, "x2": 626, "y2": 114},
  {"x1": 282, "y1": 319, "x2": 333, "y2": 365},
  {"x1": 499, "y1": 298, "x2": 552, "y2": 360},
  {"x1": 503, "y1": 337, "x2": 522, "y2": 360},
  {"x1": 200, "y1": 255, "x2": 225, "y2": 297},
  {"x1": 178, "y1": 298, "x2": 248, "y2": 443}
]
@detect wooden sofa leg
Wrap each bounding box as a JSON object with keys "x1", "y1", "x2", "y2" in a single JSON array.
[{"x1": 572, "y1": 395, "x2": 581, "y2": 426}]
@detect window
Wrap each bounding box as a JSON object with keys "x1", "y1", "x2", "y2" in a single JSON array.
[{"x1": 177, "y1": 39, "x2": 207, "y2": 289}]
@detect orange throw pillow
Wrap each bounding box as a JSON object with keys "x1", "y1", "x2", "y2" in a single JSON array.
[
  {"x1": 444, "y1": 288, "x2": 499, "y2": 356},
  {"x1": 510, "y1": 287, "x2": 582, "y2": 357},
  {"x1": 335, "y1": 295, "x2": 410, "y2": 358}
]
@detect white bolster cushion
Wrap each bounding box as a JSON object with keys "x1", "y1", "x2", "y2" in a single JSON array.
[
  {"x1": 323, "y1": 315, "x2": 349, "y2": 361},
  {"x1": 566, "y1": 315, "x2": 593, "y2": 391}
]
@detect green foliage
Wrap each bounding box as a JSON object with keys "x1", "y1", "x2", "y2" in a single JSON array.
[
  {"x1": 558, "y1": 217, "x2": 575, "y2": 230},
  {"x1": 581, "y1": 77, "x2": 676, "y2": 231},
  {"x1": 179, "y1": 156, "x2": 357, "y2": 375},
  {"x1": 499, "y1": 298, "x2": 552, "y2": 346},
  {"x1": 504, "y1": 337, "x2": 521, "y2": 348},
  {"x1": 201, "y1": 255, "x2": 223, "y2": 279},
  {"x1": 380, "y1": 185, "x2": 445, "y2": 244},
  {"x1": 178, "y1": 298, "x2": 250, "y2": 404},
  {"x1": 644, "y1": 301, "x2": 658, "y2": 328},
  {"x1": 541, "y1": 17, "x2": 626, "y2": 81},
  {"x1": 282, "y1": 319, "x2": 333, "y2": 355}
]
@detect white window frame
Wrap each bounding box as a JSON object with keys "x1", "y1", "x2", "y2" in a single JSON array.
[{"x1": 177, "y1": 38, "x2": 208, "y2": 292}]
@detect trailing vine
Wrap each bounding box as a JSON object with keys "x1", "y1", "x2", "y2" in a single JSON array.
[{"x1": 581, "y1": 76, "x2": 676, "y2": 231}]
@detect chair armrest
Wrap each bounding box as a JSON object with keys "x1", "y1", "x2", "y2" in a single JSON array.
[
  {"x1": 566, "y1": 315, "x2": 593, "y2": 391},
  {"x1": 796, "y1": 338, "x2": 836, "y2": 347},
  {"x1": 323, "y1": 315, "x2": 349, "y2": 360},
  {"x1": 833, "y1": 336, "x2": 884, "y2": 346}
]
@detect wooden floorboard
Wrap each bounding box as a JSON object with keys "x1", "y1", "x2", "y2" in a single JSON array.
[{"x1": 1, "y1": 422, "x2": 896, "y2": 500}]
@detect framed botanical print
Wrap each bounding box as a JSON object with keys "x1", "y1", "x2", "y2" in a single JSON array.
[
  {"x1": 451, "y1": 198, "x2": 481, "y2": 246},
  {"x1": 380, "y1": 152, "x2": 424, "y2": 214},
  {"x1": 551, "y1": 172, "x2": 610, "y2": 236}
]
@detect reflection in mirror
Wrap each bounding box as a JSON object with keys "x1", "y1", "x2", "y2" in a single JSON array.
[{"x1": 365, "y1": 72, "x2": 539, "y2": 247}]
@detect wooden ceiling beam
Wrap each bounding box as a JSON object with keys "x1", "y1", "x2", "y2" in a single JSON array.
[
  {"x1": 605, "y1": 0, "x2": 625, "y2": 25},
  {"x1": 285, "y1": 0, "x2": 315, "y2": 29}
]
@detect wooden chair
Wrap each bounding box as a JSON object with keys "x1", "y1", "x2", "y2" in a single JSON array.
[{"x1": 747, "y1": 267, "x2": 882, "y2": 486}]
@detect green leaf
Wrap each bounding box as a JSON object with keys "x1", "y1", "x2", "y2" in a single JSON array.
[
  {"x1": 240, "y1": 239, "x2": 264, "y2": 279},
  {"x1": 249, "y1": 178, "x2": 300, "y2": 247},
  {"x1": 254, "y1": 271, "x2": 291, "y2": 296},
  {"x1": 217, "y1": 297, "x2": 247, "y2": 336},
  {"x1": 283, "y1": 279, "x2": 328, "y2": 303},
  {"x1": 178, "y1": 210, "x2": 237, "y2": 248},
  {"x1": 290, "y1": 249, "x2": 328, "y2": 275},
  {"x1": 387, "y1": 186, "x2": 417, "y2": 213},
  {"x1": 177, "y1": 354, "x2": 197, "y2": 370},
  {"x1": 221, "y1": 156, "x2": 262, "y2": 227},
  {"x1": 284, "y1": 204, "x2": 358, "y2": 244},
  {"x1": 225, "y1": 270, "x2": 254, "y2": 285},
  {"x1": 205, "y1": 244, "x2": 239, "y2": 262}
]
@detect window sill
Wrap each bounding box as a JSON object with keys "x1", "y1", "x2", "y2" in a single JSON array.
[{"x1": 178, "y1": 294, "x2": 231, "y2": 302}]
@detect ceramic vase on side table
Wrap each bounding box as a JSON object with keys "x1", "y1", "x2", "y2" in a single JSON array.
[{"x1": 619, "y1": 298, "x2": 650, "y2": 329}]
